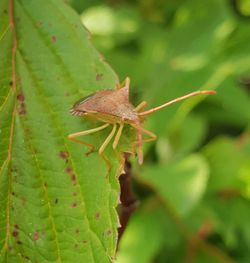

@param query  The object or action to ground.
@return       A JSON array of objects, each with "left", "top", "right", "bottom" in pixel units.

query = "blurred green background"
[{"left": 69, "top": 0, "right": 250, "bottom": 262}]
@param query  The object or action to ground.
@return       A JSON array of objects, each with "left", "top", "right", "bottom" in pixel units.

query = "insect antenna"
[{"left": 138, "top": 90, "right": 216, "bottom": 117}]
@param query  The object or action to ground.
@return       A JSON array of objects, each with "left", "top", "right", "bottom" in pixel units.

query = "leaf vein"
[{"left": 18, "top": 51, "right": 105, "bottom": 260}]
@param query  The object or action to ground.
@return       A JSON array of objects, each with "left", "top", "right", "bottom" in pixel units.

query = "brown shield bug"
[{"left": 68, "top": 77, "right": 215, "bottom": 166}]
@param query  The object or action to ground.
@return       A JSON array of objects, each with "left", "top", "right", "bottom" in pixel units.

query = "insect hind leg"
[{"left": 68, "top": 123, "right": 110, "bottom": 155}]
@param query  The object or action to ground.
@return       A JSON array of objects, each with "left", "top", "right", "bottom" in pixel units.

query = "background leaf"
[
  {"left": 116, "top": 198, "right": 180, "bottom": 263},
  {"left": 138, "top": 154, "right": 209, "bottom": 216},
  {"left": 74, "top": 0, "right": 250, "bottom": 262}
]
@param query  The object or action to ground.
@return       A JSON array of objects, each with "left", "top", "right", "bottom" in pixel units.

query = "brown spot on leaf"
[
  {"left": 65, "top": 167, "right": 73, "bottom": 174},
  {"left": 75, "top": 229, "right": 80, "bottom": 234},
  {"left": 106, "top": 229, "right": 112, "bottom": 236},
  {"left": 71, "top": 175, "right": 76, "bottom": 185},
  {"left": 44, "top": 182, "right": 48, "bottom": 188},
  {"left": 12, "top": 230, "right": 18, "bottom": 237},
  {"left": 51, "top": 36, "right": 57, "bottom": 43},
  {"left": 71, "top": 202, "right": 77, "bottom": 208},
  {"left": 95, "top": 212, "right": 100, "bottom": 220},
  {"left": 59, "top": 151, "right": 69, "bottom": 159},
  {"left": 72, "top": 192, "right": 77, "bottom": 196},
  {"left": 17, "top": 93, "right": 25, "bottom": 102},
  {"left": 17, "top": 240, "right": 22, "bottom": 245},
  {"left": 96, "top": 73, "right": 103, "bottom": 81},
  {"left": 19, "top": 108, "right": 27, "bottom": 116},
  {"left": 18, "top": 98, "right": 27, "bottom": 115},
  {"left": 55, "top": 198, "right": 58, "bottom": 204},
  {"left": 9, "top": 81, "right": 13, "bottom": 86},
  {"left": 33, "top": 231, "right": 40, "bottom": 241}
]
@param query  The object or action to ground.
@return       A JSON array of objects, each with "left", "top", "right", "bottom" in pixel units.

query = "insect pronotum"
[{"left": 68, "top": 77, "right": 216, "bottom": 166}]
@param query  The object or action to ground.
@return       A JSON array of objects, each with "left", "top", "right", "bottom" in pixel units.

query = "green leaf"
[
  {"left": 203, "top": 136, "right": 250, "bottom": 195},
  {"left": 138, "top": 154, "right": 209, "bottom": 216},
  {"left": 81, "top": 6, "right": 141, "bottom": 49},
  {"left": 116, "top": 198, "right": 179, "bottom": 263},
  {"left": 0, "top": 0, "right": 124, "bottom": 262},
  {"left": 155, "top": 114, "right": 207, "bottom": 162},
  {"left": 197, "top": 196, "right": 250, "bottom": 260}
]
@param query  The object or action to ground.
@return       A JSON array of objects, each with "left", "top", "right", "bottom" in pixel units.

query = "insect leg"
[
  {"left": 134, "top": 101, "right": 147, "bottom": 112},
  {"left": 130, "top": 124, "right": 157, "bottom": 143},
  {"left": 68, "top": 123, "right": 110, "bottom": 154},
  {"left": 98, "top": 124, "right": 117, "bottom": 171},
  {"left": 112, "top": 122, "right": 124, "bottom": 149},
  {"left": 130, "top": 122, "right": 143, "bottom": 165},
  {"left": 112, "top": 122, "right": 124, "bottom": 163},
  {"left": 129, "top": 124, "right": 157, "bottom": 164},
  {"left": 99, "top": 124, "right": 117, "bottom": 154},
  {"left": 140, "top": 127, "right": 157, "bottom": 143}
]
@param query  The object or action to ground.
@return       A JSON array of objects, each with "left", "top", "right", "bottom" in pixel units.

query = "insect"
[{"left": 68, "top": 77, "right": 216, "bottom": 166}]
